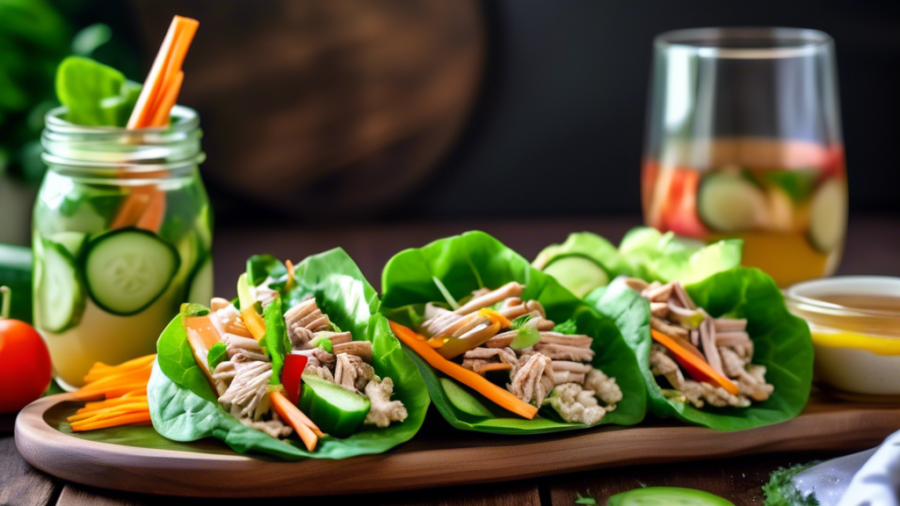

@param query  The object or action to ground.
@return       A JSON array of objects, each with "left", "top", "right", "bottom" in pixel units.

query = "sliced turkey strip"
[
  {"left": 484, "top": 330, "right": 517, "bottom": 348},
  {"left": 553, "top": 371, "right": 586, "bottom": 385},
  {"left": 650, "top": 302, "right": 669, "bottom": 318},
  {"left": 699, "top": 319, "right": 725, "bottom": 376},
  {"left": 314, "top": 331, "right": 353, "bottom": 345},
  {"left": 690, "top": 329, "right": 700, "bottom": 347},
  {"left": 539, "top": 332, "right": 593, "bottom": 348},
  {"left": 667, "top": 301, "right": 704, "bottom": 328},
  {"left": 671, "top": 282, "right": 696, "bottom": 310},
  {"left": 650, "top": 316, "right": 689, "bottom": 339},
  {"left": 533, "top": 342, "right": 595, "bottom": 362},
  {"left": 453, "top": 281, "right": 525, "bottom": 315},
  {"left": 642, "top": 283, "right": 673, "bottom": 303},
  {"left": 551, "top": 360, "right": 593, "bottom": 374},
  {"left": 333, "top": 340, "right": 373, "bottom": 362},
  {"left": 624, "top": 277, "right": 649, "bottom": 292},
  {"left": 714, "top": 318, "right": 748, "bottom": 332}
]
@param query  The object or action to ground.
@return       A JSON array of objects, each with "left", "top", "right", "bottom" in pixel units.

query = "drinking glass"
[{"left": 642, "top": 28, "right": 846, "bottom": 286}]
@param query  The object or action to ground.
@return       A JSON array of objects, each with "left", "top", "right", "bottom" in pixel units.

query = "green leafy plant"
[
  {"left": 380, "top": 231, "right": 647, "bottom": 434},
  {"left": 618, "top": 227, "right": 743, "bottom": 285},
  {"left": 762, "top": 462, "right": 821, "bottom": 506},
  {"left": 148, "top": 248, "right": 430, "bottom": 460},
  {"left": 586, "top": 268, "right": 813, "bottom": 430}
]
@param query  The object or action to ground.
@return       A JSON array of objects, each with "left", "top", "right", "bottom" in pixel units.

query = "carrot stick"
[
  {"left": 650, "top": 329, "right": 739, "bottom": 395},
  {"left": 135, "top": 186, "right": 168, "bottom": 232},
  {"left": 75, "top": 366, "right": 152, "bottom": 394},
  {"left": 147, "top": 71, "right": 184, "bottom": 128},
  {"left": 85, "top": 355, "right": 155, "bottom": 378},
  {"left": 102, "top": 383, "right": 148, "bottom": 400},
  {"left": 270, "top": 391, "right": 318, "bottom": 451},
  {"left": 127, "top": 16, "right": 197, "bottom": 129},
  {"left": 389, "top": 321, "right": 538, "bottom": 419},
  {"left": 109, "top": 190, "right": 151, "bottom": 229},
  {"left": 71, "top": 412, "right": 152, "bottom": 432},
  {"left": 78, "top": 397, "right": 148, "bottom": 413},
  {"left": 68, "top": 402, "right": 149, "bottom": 422}
]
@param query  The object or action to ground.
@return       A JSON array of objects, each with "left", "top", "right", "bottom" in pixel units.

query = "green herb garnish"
[
  {"left": 207, "top": 342, "right": 227, "bottom": 372},
  {"left": 553, "top": 319, "right": 578, "bottom": 335}
]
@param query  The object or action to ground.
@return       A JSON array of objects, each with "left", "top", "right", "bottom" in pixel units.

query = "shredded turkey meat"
[
  {"left": 631, "top": 278, "right": 773, "bottom": 408},
  {"left": 364, "top": 377, "right": 408, "bottom": 427},
  {"left": 461, "top": 347, "right": 518, "bottom": 374},
  {"left": 508, "top": 353, "right": 555, "bottom": 407},
  {"left": 549, "top": 383, "right": 609, "bottom": 425},
  {"left": 334, "top": 353, "right": 376, "bottom": 392}
]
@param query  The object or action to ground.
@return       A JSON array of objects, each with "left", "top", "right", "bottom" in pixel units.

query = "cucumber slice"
[
  {"left": 764, "top": 170, "right": 818, "bottom": 203},
  {"left": 83, "top": 228, "right": 180, "bottom": 316},
  {"left": 51, "top": 231, "right": 88, "bottom": 258},
  {"left": 37, "top": 241, "right": 85, "bottom": 332},
  {"left": 808, "top": 179, "right": 847, "bottom": 253},
  {"left": 440, "top": 377, "right": 494, "bottom": 418},
  {"left": 186, "top": 255, "right": 214, "bottom": 305},
  {"left": 299, "top": 373, "right": 371, "bottom": 438},
  {"left": 543, "top": 255, "right": 610, "bottom": 298},
  {"left": 608, "top": 487, "right": 734, "bottom": 505},
  {"left": 698, "top": 172, "right": 770, "bottom": 233}
]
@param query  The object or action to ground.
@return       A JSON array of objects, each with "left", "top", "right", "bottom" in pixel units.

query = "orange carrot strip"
[
  {"left": 147, "top": 70, "right": 184, "bottom": 128},
  {"left": 121, "top": 389, "right": 147, "bottom": 399},
  {"left": 71, "top": 412, "right": 152, "bottom": 432},
  {"left": 82, "top": 363, "right": 152, "bottom": 386},
  {"left": 102, "top": 383, "right": 148, "bottom": 400},
  {"left": 185, "top": 315, "right": 221, "bottom": 349},
  {"left": 241, "top": 308, "right": 267, "bottom": 341},
  {"left": 650, "top": 329, "right": 739, "bottom": 395},
  {"left": 285, "top": 260, "right": 296, "bottom": 291},
  {"left": 84, "top": 356, "right": 155, "bottom": 382},
  {"left": 77, "top": 397, "right": 148, "bottom": 414},
  {"left": 109, "top": 190, "right": 151, "bottom": 229},
  {"left": 75, "top": 367, "right": 151, "bottom": 395},
  {"left": 68, "top": 403, "right": 149, "bottom": 422},
  {"left": 390, "top": 321, "right": 538, "bottom": 419},
  {"left": 135, "top": 186, "right": 168, "bottom": 232},
  {"left": 127, "top": 16, "right": 196, "bottom": 129},
  {"left": 270, "top": 391, "right": 318, "bottom": 451}
]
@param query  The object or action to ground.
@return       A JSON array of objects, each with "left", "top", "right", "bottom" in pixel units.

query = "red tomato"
[{"left": 0, "top": 319, "right": 52, "bottom": 413}]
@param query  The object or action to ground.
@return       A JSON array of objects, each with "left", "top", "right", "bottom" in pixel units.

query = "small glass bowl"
[{"left": 785, "top": 276, "right": 900, "bottom": 402}]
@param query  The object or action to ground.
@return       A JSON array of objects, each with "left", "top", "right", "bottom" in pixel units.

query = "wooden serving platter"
[{"left": 15, "top": 392, "right": 900, "bottom": 498}]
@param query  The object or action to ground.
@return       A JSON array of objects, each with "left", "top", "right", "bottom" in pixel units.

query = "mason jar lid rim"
[{"left": 44, "top": 105, "right": 200, "bottom": 134}]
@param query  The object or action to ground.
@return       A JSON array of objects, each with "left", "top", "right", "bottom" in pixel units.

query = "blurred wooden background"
[{"left": 129, "top": 0, "right": 486, "bottom": 219}]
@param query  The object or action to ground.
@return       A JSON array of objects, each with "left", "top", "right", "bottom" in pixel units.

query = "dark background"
[{"left": 14, "top": 1, "right": 900, "bottom": 226}]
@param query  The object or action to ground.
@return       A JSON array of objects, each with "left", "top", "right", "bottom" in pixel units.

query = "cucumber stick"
[
  {"left": 37, "top": 241, "right": 85, "bottom": 332},
  {"left": 84, "top": 228, "right": 180, "bottom": 316},
  {"left": 299, "top": 373, "right": 370, "bottom": 438},
  {"left": 186, "top": 255, "right": 213, "bottom": 305}
]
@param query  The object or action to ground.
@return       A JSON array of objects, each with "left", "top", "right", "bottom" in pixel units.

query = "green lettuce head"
[
  {"left": 148, "top": 248, "right": 429, "bottom": 460},
  {"left": 380, "top": 231, "right": 646, "bottom": 434},
  {"left": 585, "top": 268, "right": 812, "bottom": 431},
  {"left": 532, "top": 232, "right": 635, "bottom": 297}
]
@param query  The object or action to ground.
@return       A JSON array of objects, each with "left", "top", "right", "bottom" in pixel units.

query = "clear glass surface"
[
  {"left": 33, "top": 106, "right": 213, "bottom": 389},
  {"left": 642, "top": 28, "right": 847, "bottom": 286}
]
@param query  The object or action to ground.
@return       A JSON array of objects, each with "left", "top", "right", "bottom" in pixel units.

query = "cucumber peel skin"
[
  {"left": 37, "top": 240, "right": 86, "bottom": 333},
  {"left": 439, "top": 377, "right": 494, "bottom": 418},
  {"left": 608, "top": 487, "right": 735, "bottom": 506},
  {"left": 299, "top": 373, "right": 371, "bottom": 438},
  {"left": 83, "top": 228, "right": 181, "bottom": 316}
]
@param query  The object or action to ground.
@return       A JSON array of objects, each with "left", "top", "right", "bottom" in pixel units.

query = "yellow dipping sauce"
[{"left": 785, "top": 277, "right": 900, "bottom": 398}]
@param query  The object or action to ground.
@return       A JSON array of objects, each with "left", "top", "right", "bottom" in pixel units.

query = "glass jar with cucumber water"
[{"left": 34, "top": 106, "right": 213, "bottom": 389}]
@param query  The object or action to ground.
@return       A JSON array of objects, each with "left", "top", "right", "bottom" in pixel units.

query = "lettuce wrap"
[
  {"left": 533, "top": 228, "right": 743, "bottom": 297},
  {"left": 585, "top": 268, "right": 812, "bottom": 430},
  {"left": 380, "top": 231, "right": 646, "bottom": 434},
  {"left": 148, "top": 248, "right": 429, "bottom": 459}
]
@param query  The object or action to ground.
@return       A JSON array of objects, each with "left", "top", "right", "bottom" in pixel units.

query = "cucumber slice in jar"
[
  {"left": 37, "top": 241, "right": 85, "bottom": 333},
  {"left": 808, "top": 179, "right": 847, "bottom": 253},
  {"left": 83, "top": 228, "right": 180, "bottom": 316},
  {"left": 698, "top": 172, "right": 770, "bottom": 233},
  {"left": 51, "top": 231, "right": 88, "bottom": 258},
  {"left": 186, "top": 255, "right": 213, "bottom": 304}
]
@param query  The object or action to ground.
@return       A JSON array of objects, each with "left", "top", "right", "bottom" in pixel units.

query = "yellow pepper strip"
[
  {"left": 241, "top": 308, "right": 267, "bottom": 341},
  {"left": 285, "top": 260, "right": 296, "bottom": 291}
]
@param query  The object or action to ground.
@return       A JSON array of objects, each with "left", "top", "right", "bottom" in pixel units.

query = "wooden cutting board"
[{"left": 15, "top": 392, "right": 900, "bottom": 498}]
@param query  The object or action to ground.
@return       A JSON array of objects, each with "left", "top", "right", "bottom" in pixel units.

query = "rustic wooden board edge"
[{"left": 15, "top": 394, "right": 900, "bottom": 498}]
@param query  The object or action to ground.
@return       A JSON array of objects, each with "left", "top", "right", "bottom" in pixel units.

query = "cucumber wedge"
[
  {"left": 51, "top": 231, "right": 88, "bottom": 258},
  {"left": 698, "top": 172, "right": 770, "bottom": 233},
  {"left": 84, "top": 228, "right": 180, "bottom": 316},
  {"left": 543, "top": 255, "right": 610, "bottom": 298},
  {"left": 186, "top": 255, "right": 213, "bottom": 304},
  {"left": 808, "top": 179, "right": 847, "bottom": 253},
  {"left": 37, "top": 240, "right": 85, "bottom": 332}
]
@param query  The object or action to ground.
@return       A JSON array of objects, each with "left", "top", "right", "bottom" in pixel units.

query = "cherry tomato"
[{"left": 0, "top": 318, "right": 52, "bottom": 413}]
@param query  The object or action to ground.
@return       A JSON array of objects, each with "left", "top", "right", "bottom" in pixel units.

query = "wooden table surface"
[{"left": 2, "top": 215, "right": 898, "bottom": 506}]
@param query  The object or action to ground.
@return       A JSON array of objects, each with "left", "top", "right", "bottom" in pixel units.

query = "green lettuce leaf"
[
  {"left": 149, "top": 248, "right": 429, "bottom": 460},
  {"left": 618, "top": 227, "right": 743, "bottom": 284},
  {"left": 586, "top": 268, "right": 812, "bottom": 431},
  {"left": 55, "top": 56, "right": 140, "bottom": 127},
  {"left": 380, "top": 231, "right": 646, "bottom": 434},
  {"left": 261, "top": 296, "right": 290, "bottom": 385}
]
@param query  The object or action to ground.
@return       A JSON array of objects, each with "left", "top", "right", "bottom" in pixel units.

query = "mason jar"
[{"left": 34, "top": 106, "right": 213, "bottom": 389}]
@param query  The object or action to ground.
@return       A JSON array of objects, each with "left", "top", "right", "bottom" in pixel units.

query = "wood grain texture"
[
  {"left": 0, "top": 436, "right": 60, "bottom": 506},
  {"left": 127, "top": 0, "right": 486, "bottom": 218},
  {"left": 15, "top": 392, "right": 900, "bottom": 498}
]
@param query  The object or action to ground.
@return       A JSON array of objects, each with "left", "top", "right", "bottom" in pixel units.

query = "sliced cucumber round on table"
[
  {"left": 37, "top": 240, "right": 85, "bottom": 333},
  {"left": 608, "top": 487, "right": 734, "bottom": 506},
  {"left": 83, "top": 228, "right": 180, "bottom": 316},
  {"left": 186, "top": 255, "right": 214, "bottom": 304},
  {"left": 808, "top": 179, "right": 847, "bottom": 253},
  {"left": 51, "top": 231, "right": 88, "bottom": 258},
  {"left": 698, "top": 172, "right": 770, "bottom": 233}
]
